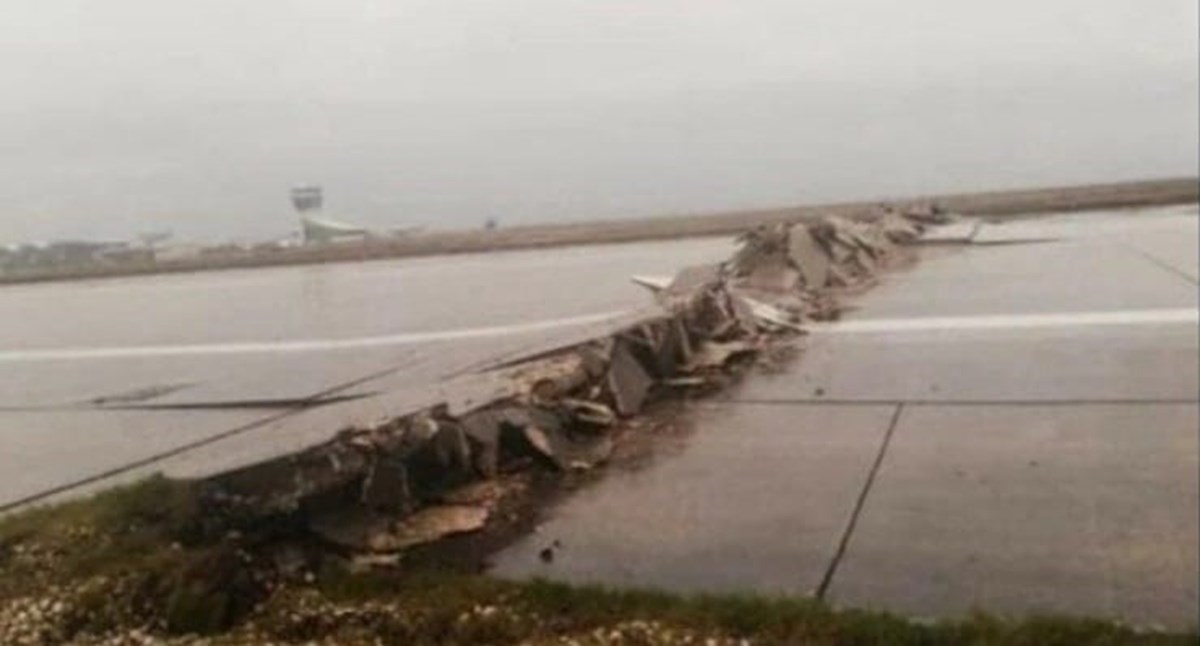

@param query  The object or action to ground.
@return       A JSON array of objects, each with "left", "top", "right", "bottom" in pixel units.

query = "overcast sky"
[{"left": 2, "top": 0, "right": 1197, "bottom": 244}]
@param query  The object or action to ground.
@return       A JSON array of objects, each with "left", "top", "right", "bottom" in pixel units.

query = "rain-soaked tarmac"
[
  {"left": 0, "top": 236, "right": 735, "bottom": 508},
  {"left": 490, "top": 204, "right": 1199, "bottom": 629},
  {"left": 1, "top": 204, "right": 1197, "bottom": 628}
]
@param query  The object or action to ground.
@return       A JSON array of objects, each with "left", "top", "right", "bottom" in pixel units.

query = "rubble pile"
[{"left": 196, "top": 208, "right": 938, "bottom": 560}]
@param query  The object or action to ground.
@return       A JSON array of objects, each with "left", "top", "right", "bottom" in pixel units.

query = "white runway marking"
[
  {"left": 0, "top": 311, "right": 627, "bottom": 362},
  {"left": 810, "top": 308, "right": 1199, "bottom": 334}
]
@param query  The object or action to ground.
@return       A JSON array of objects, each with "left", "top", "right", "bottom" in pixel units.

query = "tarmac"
[
  {"left": 490, "top": 204, "right": 1200, "bottom": 629},
  {"left": 1, "top": 204, "right": 1196, "bottom": 628},
  {"left": 0, "top": 236, "right": 733, "bottom": 509}
]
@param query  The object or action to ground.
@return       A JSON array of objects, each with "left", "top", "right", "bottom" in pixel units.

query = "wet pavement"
[
  {"left": 491, "top": 205, "right": 1199, "bottom": 629},
  {"left": 3, "top": 204, "right": 1197, "bottom": 627},
  {"left": 0, "top": 237, "right": 731, "bottom": 509},
  {"left": 0, "top": 237, "right": 735, "bottom": 352}
]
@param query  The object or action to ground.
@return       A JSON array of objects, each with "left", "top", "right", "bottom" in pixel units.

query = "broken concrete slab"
[
  {"left": 521, "top": 425, "right": 557, "bottom": 463},
  {"left": 360, "top": 456, "right": 413, "bottom": 514},
  {"left": 376, "top": 504, "right": 490, "bottom": 552},
  {"left": 822, "top": 216, "right": 864, "bottom": 249},
  {"left": 310, "top": 504, "right": 490, "bottom": 553},
  {"left": 787, "top": 224, "right": 831, "bottom": 289},
  {"left": 825, "top": 238, "right": 859, "bottom": 266},
  {"left": 606, "top": 339, "right": 655, "bottom": 416},
  {"left": 855, "top": 226, "right": 896, "bottom": 258},
  {"left": 739, "top": 296, "right": 805, "bottom": 333},
  {"left": 629, "top": 274, "right": 672, "bottom": 294},
  {"left": 879, "top": 213, "right": 924, "bottom": 243},
  {"left": 401, "top": 420, "right": 477, "bottom": 496},
  {"left": 727, "top": 293, "right": 761, "bottom": 336},
  {"left": 177, "top": 210, "right": 925, "bottom": 565},
  {"left": 438, "top": 477, "right": 525, "bottom": 508},
  {"left": 201, "top": 439, "right": 372, "bottom": 516},
  {"left": 661, "top": 376, "right": 709, "bottom": 388},
  {"left": 734, "top": 257, "right": 802, "bottom": 294},
  {"left": 559, "top": 398, "right": 617, "bottom": 429},
  {"left": 627, "top": 316, "right": 690, "bottom": 380},
  {"left": 665, "top": 263, "right": 723, "bottom": 298},
  {"left": 917, "top": 219, "right": 982, "bottom": 244},
  {"left": 517, "top": 407, "right": 615, "bottom": 471},
  {"left": 460, "top": 410, "right": 505, "bottom": 478},
  {"left": 730, "top": 225, "right": 790, "bottom": 277},
  {"left": 516, "top": 352, "right": 592, "bottom": 403},
  {"left": 827, "top": 263, "right": 855, "bottom": 288},
  {"left": 154, "top": 372, "right": 522, "bottom": 485},
  {"left": 522, "top": 425, "right": 614, "bottom": 472},
  {"left": 902, "top": 202, "right": 954, "bottom": 225},
  {"left": 684, "top": 340, "right": 759, "bottom": 372}
]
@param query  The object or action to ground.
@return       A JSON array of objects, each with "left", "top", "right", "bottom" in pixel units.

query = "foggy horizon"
[{"left": 3, "top": 0, "right": 1197, "bottom": 245}]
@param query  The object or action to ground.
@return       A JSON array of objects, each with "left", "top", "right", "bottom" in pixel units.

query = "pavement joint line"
[
  {"left": 1121, "top": 243, "right": 1199, "bottom": 287},
  {"left": 710, "top": 398, "right": 1200, "bottom": 407},
  {"left": 815, "top": 403, "right": 904, "bottom": 601},
  {"left": 0, "top": 408, "right": 299, "bottom": 515},
  {"left": 0, "top": 358, "right": 421, "bottom": 514}
]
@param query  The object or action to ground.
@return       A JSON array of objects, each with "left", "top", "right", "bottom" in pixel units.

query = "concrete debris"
[
  {"left": 661, "top": 376, "right": 709, "bottom": 388},
  {"left": 787, "top": 224, "right": 831, "bottom": 288},
  {"left": 730, "top": 225, "right": 790, "bottom": 277},
  {"left": 739, "top": 296, "right": 805, "bottom": 332},
  {"left": 685, "top": 340, "right": 759, "bottom": 372},
  {"left": 406, "top": 422, "right": 474, "bottom": 493},
  {"left": 737, "top": 257, "right": 801, "bottom": 294},
  {"left": 195, "top": 204, "right": 926, "bottom": 559},
  {"left": 518, "top": 407, "right": 614, "bottom": 471},
  {"left": 879, "top": 212, "right": 924, "bottom": 243},
  {"left": 629, "top": 274, "right": 672, "bottom": 293},
  {"left": 524, "top": 424, "right": 613, "bottom": 472},
  {"left": 349, "top": 552, "right": 402, "bottom": 572},
  {"left": 310, "top": 504, "right": 490, "bottom": 553},
  {"left": 902, "top": 201, "right": 955, "bottom": 225},
  {"left": 606, "top": 338, "right": 654, "bottom": 416},
  {"left": 360, "top": 456, "right": 412, "bottom": 514},
  {"left": 437, "top": 477, "right": 522, "bottom": 508},
  {"left": 370, "top": 505, "right": 491, "bottom": 552},
  {"left": 664, "top": 263, "right": 723, "bottom": 298},
  {"left": 459, "top": 409, "right": 504, "bottom": 478},
  {"left": 200, "top": 440, "right": 372, "bottom": 516},
  {"left": 727, "top": 293, "right": 761, "bottom": 335},
  {"left": 521, "top": 425, "right": 555, "bottom": 463},
  {"left": 559, "top": 398, "right": 618, "bottom": 428},
  {"left": 403, "top": 413, "right": 439, "bottom": 451},
  {"left": 517, "top": 352, "right": 592, "bottom": 403},
  {"left": 917, "top": 219, "right": 983, "bottom": 244},
  {"left": 575, "top": 342, "right": 613, "bottom": 380},
  {"left": 648, "top": 316, "right": 688, "bottom": 378}
]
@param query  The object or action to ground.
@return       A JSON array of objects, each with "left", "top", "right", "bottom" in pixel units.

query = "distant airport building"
[
  {"left": 300, "top": 215, "right": 371, "bottom": 245},
  {"left": 289, "top": 183, "right": 423, "bottom": 245}
]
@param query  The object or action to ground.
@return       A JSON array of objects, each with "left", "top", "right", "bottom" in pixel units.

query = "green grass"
[
  {"left": 1, "top": 478, "right": 1195, "bottom": 645},
  {"left": 311, "top": 571, "right": 1193, "bottom": 646},
  {"left": 0, "top": 476, "right": 200, "bottom": 593}
]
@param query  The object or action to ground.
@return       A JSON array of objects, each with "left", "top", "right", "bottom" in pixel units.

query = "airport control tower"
[
  {"left": 290, "top": 185, "right": 371, "bottom": 244},
  {"left": 290, "top": 184, "right": 323, "bottom": 214}
]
